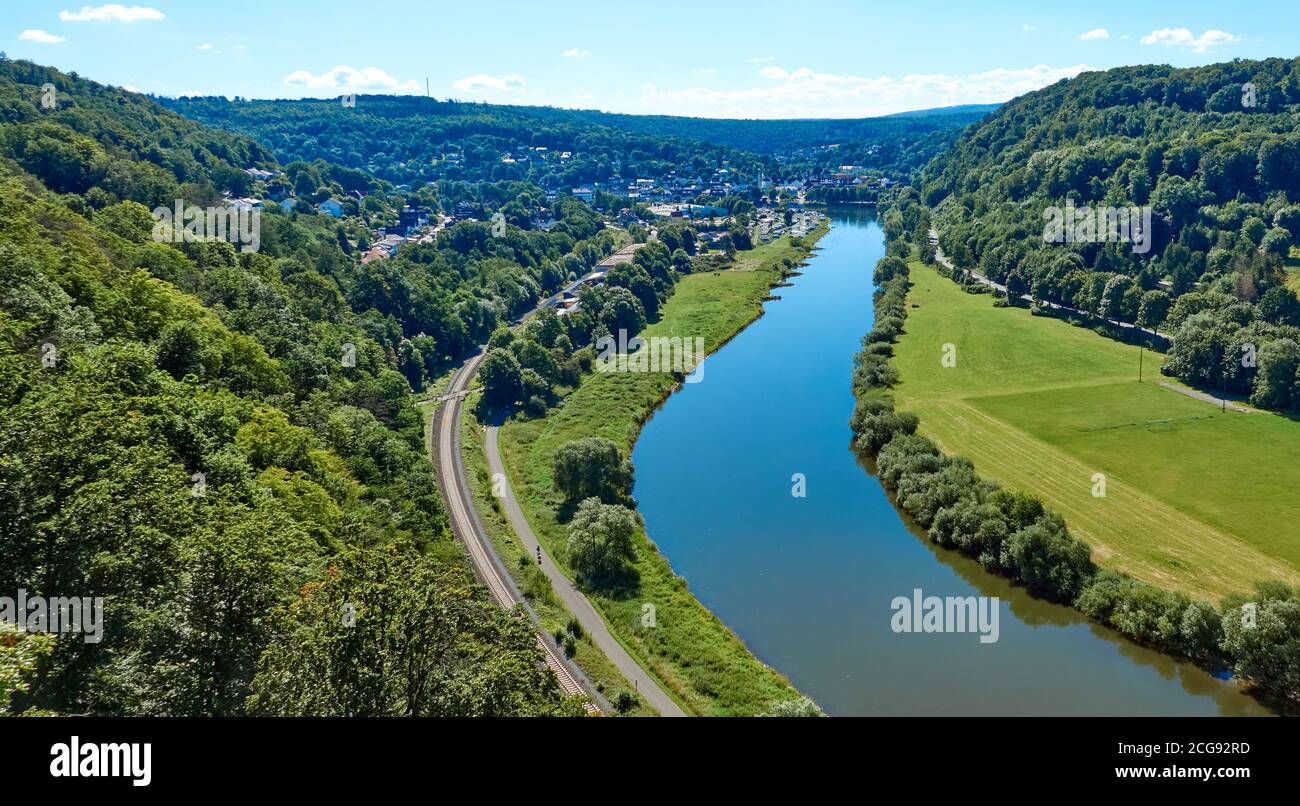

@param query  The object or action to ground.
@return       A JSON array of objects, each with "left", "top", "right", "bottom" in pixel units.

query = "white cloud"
[
  {"left": 60, "top": 5, "right": 165, "bottom": 22},
  {"left": 747, "top": 56, "right": 774, "bottom": 64},
  {"left": 1140, "top": 28, "right": 1237, "bottom": 53},
  {"left": 196, "top": 43, "right": 212, "bottom": 51},
  {"left": 19, "top": 29, "right": 65, "bottom": 43},
  {"left": 692, "top": 67, "right": 718, "bottom": 75},
  {"left": 640, "top": 63, "right": 1094, "bottom": 119},
  {"left": 284, "top": 65, "right": 421, "bottom": 94},
  {"left": 1078, "top": 28, "right": 1110, "bottom": 41},
  {"left": 1022, "top": 24, "right": 1037, "bottom": 32},
  {"left": 452, "top": 73, "right": 526, "bottom": 94},
  {"left": 562, "top": 48, "right": 590, "bottom": 58}
]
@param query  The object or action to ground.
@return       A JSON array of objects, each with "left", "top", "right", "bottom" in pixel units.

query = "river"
[{"left": 631, "top": 206, "right": 1267, "bottom": 716}]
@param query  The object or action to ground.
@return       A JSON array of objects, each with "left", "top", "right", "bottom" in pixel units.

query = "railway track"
[{"left": 428, "top": 351, "right": 598, "bottom": 713}]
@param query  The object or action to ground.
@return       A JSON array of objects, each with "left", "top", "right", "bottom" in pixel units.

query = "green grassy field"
[
  {"left": 893, "top": 260, "right": 1300, "bottom": 600},
  {"left": 494, "top": 231, "right": 825, "bottom": 715},
  {"left": 1285, "top": 262, "right": 1300, "bottom": 295}
]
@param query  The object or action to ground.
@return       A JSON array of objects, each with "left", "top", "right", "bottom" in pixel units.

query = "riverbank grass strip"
[{"left": 498, "top": 230, "right": 825, "bottom": 716}]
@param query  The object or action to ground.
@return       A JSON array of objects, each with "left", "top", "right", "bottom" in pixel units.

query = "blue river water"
[{"left": 631, "top": 206, "right": 1266, "bottom": 715}]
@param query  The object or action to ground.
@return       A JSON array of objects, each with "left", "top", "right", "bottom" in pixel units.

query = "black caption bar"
[{"left": 3, "top": 716, "right": 1287, "bottom": 794}]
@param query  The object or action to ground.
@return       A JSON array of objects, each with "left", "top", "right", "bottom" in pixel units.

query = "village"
[{"left": 222, "top": 152, "right": 837, "bottom": 276}]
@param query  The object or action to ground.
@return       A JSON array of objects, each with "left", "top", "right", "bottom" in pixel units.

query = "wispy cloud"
[
  {"left": 641, "top": 63, "right": 1093, "bottom": 119},
  {"left": 1078, "top": 28, "right": 1110, "bottom": 41},
  {"left": 1140, "top": 28, "right": 1237, "bottom": 52},
  {"left": 284, "top": 65, "right": 421, "bottom": 94},
  {"left": 747, "top": 56, "right": 774, "bottom": 64},
  {"left": 59, "top": 5, "right": 165, "bottom": 22},
  {"left": 196, "top": 43, "right": 212, "bottom": 51},
  {"left": 452, "top": 73, "right": 526, "bottom": 94},
  {"left": 562, "top": 48, "right": 590, "bottom": 59},
  {"left": 1022, "top": 24, "right": 1037, "bottom": 32},
  {"left": 20, "top": 29, "right": 65, "bottom": 43}
]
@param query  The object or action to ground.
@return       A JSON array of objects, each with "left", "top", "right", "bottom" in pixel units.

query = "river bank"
[
  {"left": 489, "top": 226, "right": 828, "bottom": 715},
  {"left": 632, "top": 206, "right": 1268, "bottom": 715}
]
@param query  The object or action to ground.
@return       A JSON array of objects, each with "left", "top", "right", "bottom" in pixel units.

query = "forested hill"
[
  {"left": 514, "top": 103, "right": 996, "bottom": 155},
  {"left": 0, "top": 57, "right": 582, "bottom": 716},
  {"left": 0, "top": 57, "right": 277, "bottom": 201},
  {"left": 165, "top": 95, "right": 990, "bottom": 186},
  {"left": 166, "top": 94, "right": 773, "bottom": 187},
  {"left": 915, "top": 57, "right": 1300, "bottom": 414}
]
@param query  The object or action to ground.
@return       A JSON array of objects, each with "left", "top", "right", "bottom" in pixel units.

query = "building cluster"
[
  {"left": 568, "top": 166, "right": 760, "bottom": 206},
  {"left": 543, "top": 242, "right": 646, "bottom": 317},
  {"left": 361, "top": 205, "right": 444, "bottom": 264},
  {"left": 752, "top": 208, "right": 826, "bottom": 243},
  {"left": 229, "top": 167, "right": 349, "bottom": 217}
]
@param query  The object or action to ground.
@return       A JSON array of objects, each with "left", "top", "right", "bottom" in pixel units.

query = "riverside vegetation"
[
  {"left": 850, "top": 194, "right": 1300, "bottom": 713},
  {"left": 487, "top": 230, "right": 828, "bottom": 715}
]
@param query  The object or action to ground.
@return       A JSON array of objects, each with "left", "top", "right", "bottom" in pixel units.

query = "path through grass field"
[{"left": 894, "top": 261, "right": 1300, "bottom": 600}]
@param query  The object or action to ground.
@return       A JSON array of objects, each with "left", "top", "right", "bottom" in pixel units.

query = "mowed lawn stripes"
[
  {"left": 911, "top": 398, "right": 1298, "bottom": 599},
  {"left": 894, "top": 261, "right": 1300, "bottom": 600}
]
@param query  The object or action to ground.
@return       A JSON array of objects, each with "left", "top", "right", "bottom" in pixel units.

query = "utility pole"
[{"left": 1221, "top": 362, "right": 1227, "bottom": 413}]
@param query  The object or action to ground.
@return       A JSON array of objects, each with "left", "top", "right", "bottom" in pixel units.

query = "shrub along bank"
[{"left": 850, "top": 230, "right": 1300, "bottom": 713}]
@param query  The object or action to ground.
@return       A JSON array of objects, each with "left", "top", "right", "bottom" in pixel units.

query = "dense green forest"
[
  {"left": 918, "top": 57, "right": 1300, "bottom": 412},
  {"left": 0, "top": 58, "right": 584, "bottom": 716},
  {"left": 517, "top": 103, "right": 995, "bottom": 173},
  {"left": 165, "top": 95, "right": 774, "bottom": 187},
  {"left": 164, "top": 96, "right": 989, "bottom": 187},
  {"left": 515, "top": 102, "right": 995, "bottom": 153}
]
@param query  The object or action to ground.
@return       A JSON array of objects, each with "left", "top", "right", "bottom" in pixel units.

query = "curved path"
[
  {"left": 483, "top": 426, "right": 686, "bottom": 716},
  {"left": 428, "top": 351, "right": 599, "bottom": 713},
  {"left": 429, "top": 339, "right": 686, "bottom": 716}
]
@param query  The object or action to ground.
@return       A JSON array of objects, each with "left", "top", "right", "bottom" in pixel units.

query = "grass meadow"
[{"left": 893, "top": 260, "right": 1300, "bottom": 600}]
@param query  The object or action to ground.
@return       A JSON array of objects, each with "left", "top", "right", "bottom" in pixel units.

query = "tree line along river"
[{"left": 631, "top": 206, "right": 1267, "bottom": 716}]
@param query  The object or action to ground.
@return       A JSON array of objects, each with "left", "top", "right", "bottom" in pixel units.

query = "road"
[
  {"left": 428, "top": 351, "right": 600, "bottom": 714},
  {"left": 929, "top": 229, "right": 1168, "bottom": 341},
  {"left": 483, "top": 426, "right": 686, "bottom": 717},
  {"left": 1157, "top": 380, "right": 1257, "bottom": 413},
  {"left": 927, "top": 231, "right": 1264, "bottom": 416}
]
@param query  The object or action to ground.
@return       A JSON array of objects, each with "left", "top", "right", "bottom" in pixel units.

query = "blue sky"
[{"left": 4, "top": 1, "right": 1298, "bottom": 118}]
